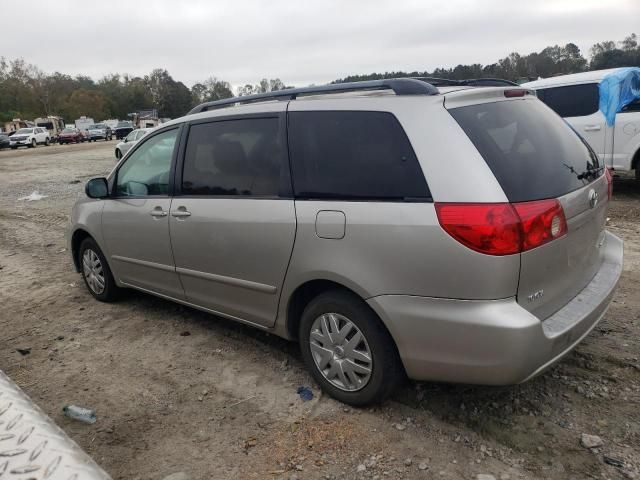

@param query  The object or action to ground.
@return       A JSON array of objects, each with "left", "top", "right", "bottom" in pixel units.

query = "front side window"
[
  {"left": 288, "top": 111, "right": 430, "bottom": 200},
  {"left": 181, "top": 118, "right": 288, "bottom": 197},
  {"left": 536, "top": 83, "right": 599, "bottom": 117},
  {"left": 115, "top": 128, "right": 178, "bottom": 196}
]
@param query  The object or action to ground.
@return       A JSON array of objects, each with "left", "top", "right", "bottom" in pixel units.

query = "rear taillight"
[
  {"left": 513, "top": 200, "right": 567, "bottom": 251},
  {"left": 604, "top": 167, "right": 613, "bottom": 200},
  {"left": 435, "top": 199, "right": 567, "bottom": 256}
]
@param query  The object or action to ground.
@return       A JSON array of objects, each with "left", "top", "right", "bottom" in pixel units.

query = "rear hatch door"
[{"left": 448, "top": 94, "right": 609, "bottom": 320}]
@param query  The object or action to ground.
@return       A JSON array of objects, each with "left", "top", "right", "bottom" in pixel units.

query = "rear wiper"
[
  {"left": 576, "top": 165, "right": 604, "bottom": 180},
  {"left": 563, "top": 163, "right": 603, "bottom": 181}
]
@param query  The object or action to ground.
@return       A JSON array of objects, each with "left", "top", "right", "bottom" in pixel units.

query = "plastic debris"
[
  {"left": 63, "top": 405, "right": 97, "bottom": 424},
  {"left": 297, "top": 386, "right": 314, "bottom": 402},
  {"left": 599, "top": 67, "right": 640, "bottom": 126},
  {"left": 18, "top": 191, "right": 48, "bottom": 201}
]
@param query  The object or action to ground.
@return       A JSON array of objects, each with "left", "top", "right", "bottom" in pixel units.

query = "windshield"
[
  {"left": 16, "top": 128, "right": 33, "bottom": 134},
  {"left": 449, "top": 99, "right": 601, "bottom": 202},
  {"left": 117, "top": 122, "right": 132, "bottom": 128},
  {"left": 62, "top": 128, "right": 75, "bottom": 133},
  {"left": 89, "top": 124, "right": 105, "bottom": 129}
]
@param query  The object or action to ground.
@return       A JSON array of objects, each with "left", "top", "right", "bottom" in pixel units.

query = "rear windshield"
[{"left": 449, "top": 99, "right": 601, "bottom": 202}]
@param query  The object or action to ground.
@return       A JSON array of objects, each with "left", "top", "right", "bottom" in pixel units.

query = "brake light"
[
  {"left": 435, "top": 199, "right": 568, "bottom": 256},
  {"left": 604, "top": 167, "right": 613, "bottom": 200},
  {"left": 504, "top": 89, "right": 528, "bottom": 98},
  {"left": 513, "top": 200, "right": 567, "bottom": 251}
]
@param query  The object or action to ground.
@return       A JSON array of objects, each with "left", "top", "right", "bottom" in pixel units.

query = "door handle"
[
  {"left": 171, "top": 208, "right": 191, "bottom": 218},
  {"left": 584, "top": 125, "right": 601, "bottom": 132},
  {"left": 150, "top": 207, "right": 168, "bottom": 218}
]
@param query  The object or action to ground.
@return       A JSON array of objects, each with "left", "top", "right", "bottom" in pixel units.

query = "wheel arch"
[
  {"left": 284, "top": 279, "right": 402, "bottom": 362},
  {"left": 70, "top": 228, "right": 94, "bottom": 272}
]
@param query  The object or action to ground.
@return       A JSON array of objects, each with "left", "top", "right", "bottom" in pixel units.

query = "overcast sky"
[{"left": 4, "top": 0, "right": 638, "bottom": 88}]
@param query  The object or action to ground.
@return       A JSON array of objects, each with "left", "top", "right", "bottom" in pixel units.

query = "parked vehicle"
[
  {"left": 58, "top": 128, "right": 85, "bottom": 144},
  {"left": 74, "top": 116, "right": 94, "bottom": 132},
  {"left": 2, "top": 119, "right": 33, "bottom": 134},
  {"left": 523, "top": 67, "right": 640, "bottom": 181},
  {"left": 0, "top": 133, "right": 10, "bottom": 149},
  {"left": 114, "top": 121, "right": 134, "bottom": 140},
  {"left": 9, "top": 127, "right": 50, "bottom": 149},
  {"left": 86, "top": 123, "right": 112, "bottom": 142},
  {"left": 69, "top": 79, "right": 623, "bottom": 405},
  {"left": 34, "top": 116, "right": 65, "bottom": 142},
  {"left": 114, "top": 128, "right": 152, "bottom": 159}
]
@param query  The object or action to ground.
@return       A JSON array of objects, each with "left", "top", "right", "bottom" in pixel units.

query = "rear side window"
[
  {"left": 182, "top": 118, "right": 289, "bottom": 197},
  {"left": 288, "top": 111, "right": 430, "bottom": 200},
  {"left": 536, "top": 83, "right": 599, "bottom": 117},
  {"left": 449, "top": 99, "right": 601, "bottom": 202}
]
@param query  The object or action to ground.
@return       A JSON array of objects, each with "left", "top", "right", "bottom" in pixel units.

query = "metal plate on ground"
[{"left": 0, "top": 370, "right": 111, "bottom": 479}]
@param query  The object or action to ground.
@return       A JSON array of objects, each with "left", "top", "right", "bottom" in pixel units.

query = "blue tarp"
[{"left": 599, "top": 67, "right": 640, "bottom": 126}]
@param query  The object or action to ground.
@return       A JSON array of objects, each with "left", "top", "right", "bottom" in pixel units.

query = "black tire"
[
  {"left": 78, "top": 237, "right": 120, "bottom": 302},
  {"left": 11, "top": 146, "right": 17, "bottom": 150},
  {"left": 115, "top": 149, "right": 122, "bottom": 160},
  {"left": 299, "top": 289, "right": 404, "bottom": 406},
  {"left": 45, "top": 138, "right": 50, "bottom": 146},
  {"left": 30, "top": 139, "right": 36, "bottom": 148},
  {"left": 636, "top": 166, "right": 639, "bottom": 183}
]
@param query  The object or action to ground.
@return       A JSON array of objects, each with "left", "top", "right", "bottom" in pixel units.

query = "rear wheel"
[
  {"left": 636, "top": 166, "right": 639, "bottom": 183},
  {"left": 30, "top": 139, "right": 36, "bottom": 148},
  {"left": 299, "top": 290, "right": 404, "bottom": 406},
  {"left": 45, "top": 138, "right": 50, "bottom": 146},
  {"left": 79, "top": 238, "right": 120, "bottom": 302}
]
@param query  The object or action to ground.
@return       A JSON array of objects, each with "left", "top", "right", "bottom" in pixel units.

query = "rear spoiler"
[{"left": 443, "top": 87, "right": 535, "bottom": 109}]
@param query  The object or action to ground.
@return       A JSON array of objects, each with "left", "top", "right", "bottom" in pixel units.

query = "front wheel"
[
  {"left": 79, "top": 238, "right": 120, "bottom": 302},
  {"left": 115, "top": 149, "right": 122, "bottom": 160},
  {"left": 636, "top": 166, "right": 639, "bottom": 183},
  {"left": 45, "top": 138, "right": 50, "bottom": 146},
  {"left": 30, "top": 139, "right": 36, "bottom": 148},
  {"left": 299, "top": 290, "right": 404, "bottom": 406}
]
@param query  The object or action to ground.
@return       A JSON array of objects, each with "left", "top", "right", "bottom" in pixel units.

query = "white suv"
[
  {"left": 523, "top": 68, "right": 640, "bottom": 181},
  {"left": 9, "top": 127, "right": 51, "bottom": 149}
]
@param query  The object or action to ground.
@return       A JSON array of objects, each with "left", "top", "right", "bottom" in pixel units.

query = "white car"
[
  {"left": 523, "top": 68, "right": 640, "bottom": 180},
  {"left": 114, "top": 128, "right": 153, "bottom": 159},
  {"left": 9, "top": 127, "right": 51, "bottom": 149}
]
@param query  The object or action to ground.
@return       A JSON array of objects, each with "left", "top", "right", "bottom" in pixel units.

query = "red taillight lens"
[
  {"left": 435, "top": 199, "right": 568, "bottom": 256},
  {"left": 604, "top": 167, "right": 613, "bottom": 200},
  {"left": 513, "top": 199, "right": 567, "bottom": 251},
  {"left": 504, "top": 89, "right": 528, "bottom": 98},
  {"left": 435, "top": 203, "right": 522, "bottom": 255}
]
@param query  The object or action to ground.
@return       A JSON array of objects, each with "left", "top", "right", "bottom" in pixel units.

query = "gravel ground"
[{"left": 0, "top": 142, "right": 638, "bottom": 480}]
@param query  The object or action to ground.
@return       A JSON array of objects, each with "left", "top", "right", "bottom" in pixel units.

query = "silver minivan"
[{"left": 69, "top": 79, "right": 623, "bottom": 405}]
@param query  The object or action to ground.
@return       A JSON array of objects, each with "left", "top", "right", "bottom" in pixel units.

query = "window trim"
[
  {"left": 286, "top": 109, "right": 433, "bottom": 203},
  {"left": 110, "top": 124, "right": 183, "bottom": 199},
  {"left": 174, "top": 112, "right": 294, "bottom": 200}
]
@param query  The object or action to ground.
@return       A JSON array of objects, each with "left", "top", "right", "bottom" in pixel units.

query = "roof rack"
[
  {"left": 187, "top": 78, "right": 439, "bottom": 114},
  {"left": 412, "top": 77, "right": 518, "bottom": 87}
]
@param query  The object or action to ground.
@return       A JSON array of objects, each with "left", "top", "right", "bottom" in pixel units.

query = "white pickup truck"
[
  {"left": 9, "top": 127, "right": 51, "bottom": 149},
  {"left": 523, "top": 68, "right": 640, "bottom": 181}
]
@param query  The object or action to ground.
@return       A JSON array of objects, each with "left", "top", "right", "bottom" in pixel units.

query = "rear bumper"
[{"left": 367, "top": 231, "right": 623, "bottom": 385}]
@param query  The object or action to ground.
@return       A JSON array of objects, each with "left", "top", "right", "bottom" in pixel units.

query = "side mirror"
[{"left": 85, "top": 177, "right": 109, "bottom": 199}]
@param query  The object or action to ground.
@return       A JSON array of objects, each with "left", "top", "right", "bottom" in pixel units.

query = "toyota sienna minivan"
[{"left": 69, "top": 78, "right": 623, "bottom": 405}]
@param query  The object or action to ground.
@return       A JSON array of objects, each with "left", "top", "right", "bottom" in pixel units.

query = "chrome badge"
[
  {"left": 527, "top": 289, "right": 544, "bottom": 302},
  {"left": 588, "top": 189, "right": 599, "bottom": 209}
]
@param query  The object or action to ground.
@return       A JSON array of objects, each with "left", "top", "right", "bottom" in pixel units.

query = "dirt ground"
[{"left": 0, "top": 142, "right": 638, "bottom": 480}]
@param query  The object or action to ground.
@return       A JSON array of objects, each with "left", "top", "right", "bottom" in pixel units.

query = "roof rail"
[
  {"left": 413, "top": 77, "right": 518, "bottom": 87},
  {"left": 187, "top": 78, "right": 439, "bottom": 115}
]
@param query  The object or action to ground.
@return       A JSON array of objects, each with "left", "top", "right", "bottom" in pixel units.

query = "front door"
[
  {"left": 102, "top": 127, "right": 184, "bottom": 299},
  {"left": 169, "top": 113, "right": 296, "bottom": 327}
]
